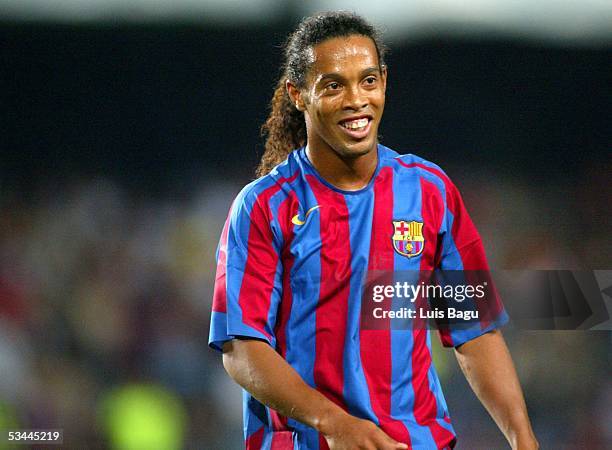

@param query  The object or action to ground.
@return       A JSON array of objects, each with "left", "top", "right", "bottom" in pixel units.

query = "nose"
[{"left": 342, "top": 84, "right": 368, "bottom": 110}]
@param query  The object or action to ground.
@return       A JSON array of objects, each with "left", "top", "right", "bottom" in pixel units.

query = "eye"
[
  {"left": 327, "top": 82, "right": 341, "bottom": 90},
  {"left": 363, "top": 76, "right": 377, "bottom": 86}
]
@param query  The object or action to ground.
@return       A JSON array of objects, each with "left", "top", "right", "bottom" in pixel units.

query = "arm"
[
  {"left": 222, "top": 338, "right": 408, "bottom": 450},
  {"left": 454, "top": 329, "right": 538, "bottom": 450}
]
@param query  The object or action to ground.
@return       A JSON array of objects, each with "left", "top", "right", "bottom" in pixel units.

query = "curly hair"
[{"left": 256, "top": 11, "right": 387, "bottom": 177}]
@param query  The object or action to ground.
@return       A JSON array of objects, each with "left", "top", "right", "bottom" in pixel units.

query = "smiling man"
[{"left": 209, "top": 11, "right": 538, "bottom": 450}]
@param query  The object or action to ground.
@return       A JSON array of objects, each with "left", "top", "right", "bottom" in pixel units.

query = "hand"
[{"left": 320, "top": 411, "right": 409, "bottom": 450}]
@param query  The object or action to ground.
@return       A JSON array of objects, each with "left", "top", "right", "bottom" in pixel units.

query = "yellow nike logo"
[{"left": 291, "top": 205, "right": 321, "bottom": 226}]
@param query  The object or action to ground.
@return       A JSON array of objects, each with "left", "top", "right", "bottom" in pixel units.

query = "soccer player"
[{"left": 209, "top": 11, "right": 538, "bottom": 450}]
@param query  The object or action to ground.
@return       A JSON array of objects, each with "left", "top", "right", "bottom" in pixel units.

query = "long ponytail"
[{"left": 257, "top": 77, "right": 306, "bottom": 178}]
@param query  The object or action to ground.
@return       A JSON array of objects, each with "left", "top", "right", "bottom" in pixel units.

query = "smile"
[
  {"left": 338, "top": 116, "right": 373, "bottom": 139},
  {"left": 342, "top": 117, "right": 369, "bottom": 130}
]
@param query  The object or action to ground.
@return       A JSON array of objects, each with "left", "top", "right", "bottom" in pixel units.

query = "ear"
[
  {"left": 286, "top": 79, "right": 306, "bottom": 112},
  {"left": 380, "top": 65, "right": 388, "bottom": 91}
]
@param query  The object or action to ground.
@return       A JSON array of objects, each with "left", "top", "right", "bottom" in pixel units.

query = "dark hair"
[{"left": 257, "top": 11, "right": 387, "bottom": 177}]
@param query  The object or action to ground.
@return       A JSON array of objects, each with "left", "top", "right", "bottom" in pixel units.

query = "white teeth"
[{"left": 343, "top": 118, "right": 369, "bottom": 130}]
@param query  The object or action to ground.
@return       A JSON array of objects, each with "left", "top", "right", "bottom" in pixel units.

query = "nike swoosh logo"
[{"left": 291, "top": 205, "right": 321, "bottom": 226}]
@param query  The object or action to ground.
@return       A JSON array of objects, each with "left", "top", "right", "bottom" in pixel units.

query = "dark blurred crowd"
[{"left": 0, "top": 168, "right": 609, "bottom": 449}]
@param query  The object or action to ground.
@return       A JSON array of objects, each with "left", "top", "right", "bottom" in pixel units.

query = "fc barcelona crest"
[{"left": 392, "top": 220, "right": 425, "bottom": 258}]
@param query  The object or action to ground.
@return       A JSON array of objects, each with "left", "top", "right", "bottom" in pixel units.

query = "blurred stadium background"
[{"left": 0, "top": 1, "right": 611, "bottom": 448}]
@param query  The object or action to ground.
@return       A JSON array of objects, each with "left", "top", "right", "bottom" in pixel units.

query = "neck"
[{"left": 306, "top": 142, "right": 378, "bottom": 191}]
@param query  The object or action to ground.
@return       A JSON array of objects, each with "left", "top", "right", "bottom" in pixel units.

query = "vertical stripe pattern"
[
  {"left": 306, "top": 174, "right": 351, "bottom": 411},
  {"left": 209, "top": 147, "right": 507, "bottom": 449},
  {"left": 360, "top": 167, "right": 412, "bottom": 446},
  {"left": 413, "top": 176, "right": 458, "bottom": 448},
  {"left": 212, "top": 212, "right": 231, "bottom": 314}
]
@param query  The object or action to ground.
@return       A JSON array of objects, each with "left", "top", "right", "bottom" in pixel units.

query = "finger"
[
  {"left": 383, "top": 431, "right": 409, "bottom": 449},
  {"left": 377, "top": 434, "right": 409, "bottom": 450},
  {"left": 383, "top": 442, "right": 408, "bottom": 450},
  {"left": 378, "top": 442, "right": 408, "bottom": 450}
]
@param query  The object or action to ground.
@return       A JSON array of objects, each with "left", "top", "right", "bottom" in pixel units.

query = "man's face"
[{"left": 290, "top": 35, "right": 387, "bottom": 159}]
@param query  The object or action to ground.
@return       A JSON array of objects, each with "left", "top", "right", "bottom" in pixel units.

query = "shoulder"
[
  {"left": 231, "top": 150, "right": 301, "bottom": 215},
  {"left": 378, "top": 144, "right": 456, "bottom": 192}
]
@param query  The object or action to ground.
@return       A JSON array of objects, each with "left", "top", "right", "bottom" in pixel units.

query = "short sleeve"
[
  {"left": 436, "top": 180, "right": 508, "bottom": 348},
  {"left": 208, "top": 188, "right": 283, "bottom": 352}
]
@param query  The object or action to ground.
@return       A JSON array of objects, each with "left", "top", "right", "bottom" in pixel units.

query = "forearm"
[
  {"left": 221, "top": 338, "right": 345, "bottom": 434},
  {"left": 454, "top": 330, "right": 538, "bottom": 449},
  {"left": 222, "top": 338, "right": 408, "bottom": 450}
]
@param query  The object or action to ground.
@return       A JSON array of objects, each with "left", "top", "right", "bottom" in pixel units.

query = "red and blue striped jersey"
[{"left": 209, "top": 145, "right": 508, "bottom": 450}]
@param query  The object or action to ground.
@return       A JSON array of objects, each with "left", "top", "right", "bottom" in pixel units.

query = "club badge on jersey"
[{"left": 392, "top": 220, "right": 425, "bottom": 258}]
